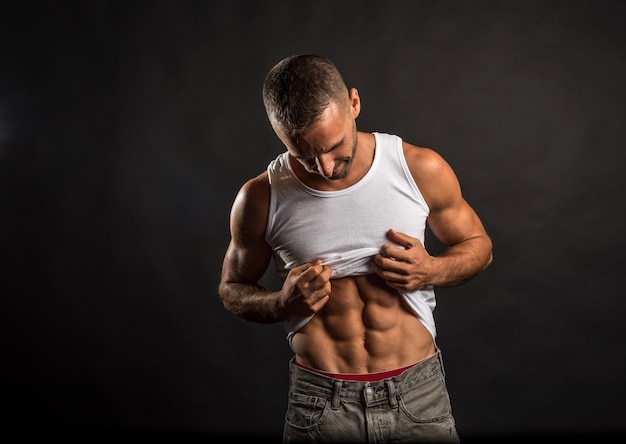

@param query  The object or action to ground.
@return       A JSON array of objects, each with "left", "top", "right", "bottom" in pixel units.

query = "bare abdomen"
[{"left": 290, "top": 274, "right": 435, "bottom": 373}]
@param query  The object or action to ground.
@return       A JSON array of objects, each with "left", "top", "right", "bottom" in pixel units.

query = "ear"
[{"left": 349, "top": 88, "right": 361, "bottom": 119}]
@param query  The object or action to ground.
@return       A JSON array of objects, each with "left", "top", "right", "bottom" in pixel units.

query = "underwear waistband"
[{"left": 292, "top": 358, "right": 428, "bottom": 382}]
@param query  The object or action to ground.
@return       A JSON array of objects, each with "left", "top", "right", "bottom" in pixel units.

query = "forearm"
[
  {"left": 429, "top": 235, "right": 493, "bottom": 287},
  {"left": 219, "top": 282, "right": 285, "bottom": 323}
]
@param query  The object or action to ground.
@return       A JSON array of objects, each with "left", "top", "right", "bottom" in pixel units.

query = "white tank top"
[{"left": 265, "top": 132, "right": 437, "bottom": 344}]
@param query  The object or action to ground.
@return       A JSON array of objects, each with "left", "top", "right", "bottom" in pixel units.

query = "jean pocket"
[
  {"left": 284, "top": 392, "right": 330, "bottom": 431},
  {"left": 398, "top": 373, "right": 453, "bottom": 424}
]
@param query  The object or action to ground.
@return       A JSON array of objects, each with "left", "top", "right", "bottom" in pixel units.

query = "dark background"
[{"left": 2, "top": 0, "right": 625, "bottom": 440}]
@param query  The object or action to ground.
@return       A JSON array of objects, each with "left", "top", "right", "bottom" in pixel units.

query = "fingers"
[
  {"left": 282, "top": 261, "right": 332, "bottom": 317},
  {"left": 373, "top": 251, "right": 406, "bottom": 274},
  {"left": 372, "top": 259, "right": 423, "bottom": 292},
  {"left": 295, "top": 261, "right": 332, "bottom": 297},
  {"left": 386, "top": 228, "right": 416, "bottom": 249},
  {"left": 379, "top": 243, "right": 410, "bottom": 264},
  {"left": 296, "top": 260, "right": 331, "bottom": 281},
  {"left": 381, "top": 229, "right": 427, "bottom": 261}
]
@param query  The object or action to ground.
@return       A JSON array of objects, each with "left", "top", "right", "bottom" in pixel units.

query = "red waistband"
[{"left": 293, "top": 359, "right": 423, "bottom": 382}]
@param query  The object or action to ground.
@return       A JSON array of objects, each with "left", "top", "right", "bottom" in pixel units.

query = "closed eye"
[{"left": 296, "top": 137, "right": 344, "bottom": 162}]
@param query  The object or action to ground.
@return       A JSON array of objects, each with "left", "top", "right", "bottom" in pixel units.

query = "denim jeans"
[{"left": 283, "top": 349, "right": 460, "bottom": 443}]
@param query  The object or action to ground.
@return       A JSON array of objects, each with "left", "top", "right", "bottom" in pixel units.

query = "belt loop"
[
  {"left": 386, "top": 379, "right": 398, "bottom": 409},
  {"left": 331, "top": 380, "right": 342, "bottom": 410},
  {"left": 436, "top": 347, "right": 445, "bottom": 377}
]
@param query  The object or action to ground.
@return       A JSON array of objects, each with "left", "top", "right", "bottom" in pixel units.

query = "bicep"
[
  {"left": 427, "top": 198, "right": 488, "bottom": 247},
  {"left": 220, "top": 175, "right": 273, "bottom": 285},
  {"left": 406, "top": 145, "right": 488, "bottom": 247}
]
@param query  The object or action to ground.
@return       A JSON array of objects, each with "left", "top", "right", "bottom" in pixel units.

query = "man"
[{"left": 218, "top": 54, "right": 493, "bottom": 443}]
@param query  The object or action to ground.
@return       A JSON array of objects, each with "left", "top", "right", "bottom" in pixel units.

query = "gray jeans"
[{"left": 283, "top": 349, "right": 460, "bottom": 443}]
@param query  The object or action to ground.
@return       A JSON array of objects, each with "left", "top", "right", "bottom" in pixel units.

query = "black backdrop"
[{"left": 2, "top": 0, "right": 625, "bottom": 440}]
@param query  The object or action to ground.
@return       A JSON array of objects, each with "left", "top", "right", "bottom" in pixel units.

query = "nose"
[{"left": 316, "top": 154, "right": 334, "bottom": 178}]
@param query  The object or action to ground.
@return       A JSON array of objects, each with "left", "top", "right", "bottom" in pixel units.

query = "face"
[{"left": 275, "top": 90, "right": 361, "bottom": 181}]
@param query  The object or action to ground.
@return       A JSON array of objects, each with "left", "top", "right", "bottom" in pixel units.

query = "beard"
[{"left": 327, "top": 122, "right": 358, "bottom": 181}]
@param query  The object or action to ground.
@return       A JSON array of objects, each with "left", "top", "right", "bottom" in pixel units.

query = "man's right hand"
[{"left": 279, "top": 260, "right": 332, "bottom": 318}]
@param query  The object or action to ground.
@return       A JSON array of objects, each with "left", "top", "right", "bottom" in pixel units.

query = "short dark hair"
[{"left": 262, "top": 54, "right": 349, "bottom": 137}]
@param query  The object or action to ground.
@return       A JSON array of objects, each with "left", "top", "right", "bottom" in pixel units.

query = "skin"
[{"left": 219, "top": 88, "right": 493, "bottom": 374}]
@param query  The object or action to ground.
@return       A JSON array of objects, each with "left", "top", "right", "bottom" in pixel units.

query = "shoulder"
[
  {"left": 401, "top": 141, "right": 449, "bottom": 174},
  {"left": 239, "top": 170, "right": 270, "bottom": 199},
  {"left": 401, "top": 141, "right": 455, "bottom": 185},
  {"left": 401, "top": 141, "right": 461, "bottom": 210},
  {"left": 231, "top": 171, "right": 270, "bottom": 225}
]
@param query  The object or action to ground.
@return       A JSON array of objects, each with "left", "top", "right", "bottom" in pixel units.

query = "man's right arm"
[
  {"left": 218, "top": 173, "right": 283, "bottom": 323},
  {"left": 218, "top": 172, "right": 333, "bottom": 323}
]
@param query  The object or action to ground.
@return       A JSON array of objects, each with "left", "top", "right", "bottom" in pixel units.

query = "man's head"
[
  {"left": 262, "top": 55, "right": 361, "bottom": 180},
  {"left": 262, "top": 54, "right": 351, "bottom": 138}
]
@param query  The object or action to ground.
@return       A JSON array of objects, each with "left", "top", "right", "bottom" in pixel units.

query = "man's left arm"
[{"left": 373, "top": 145, "right": 493, "bottom": 291}]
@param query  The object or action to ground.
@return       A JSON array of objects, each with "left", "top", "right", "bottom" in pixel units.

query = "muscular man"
[{"left": 218, "top": 54, "right": 493, "bottom": 443}]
